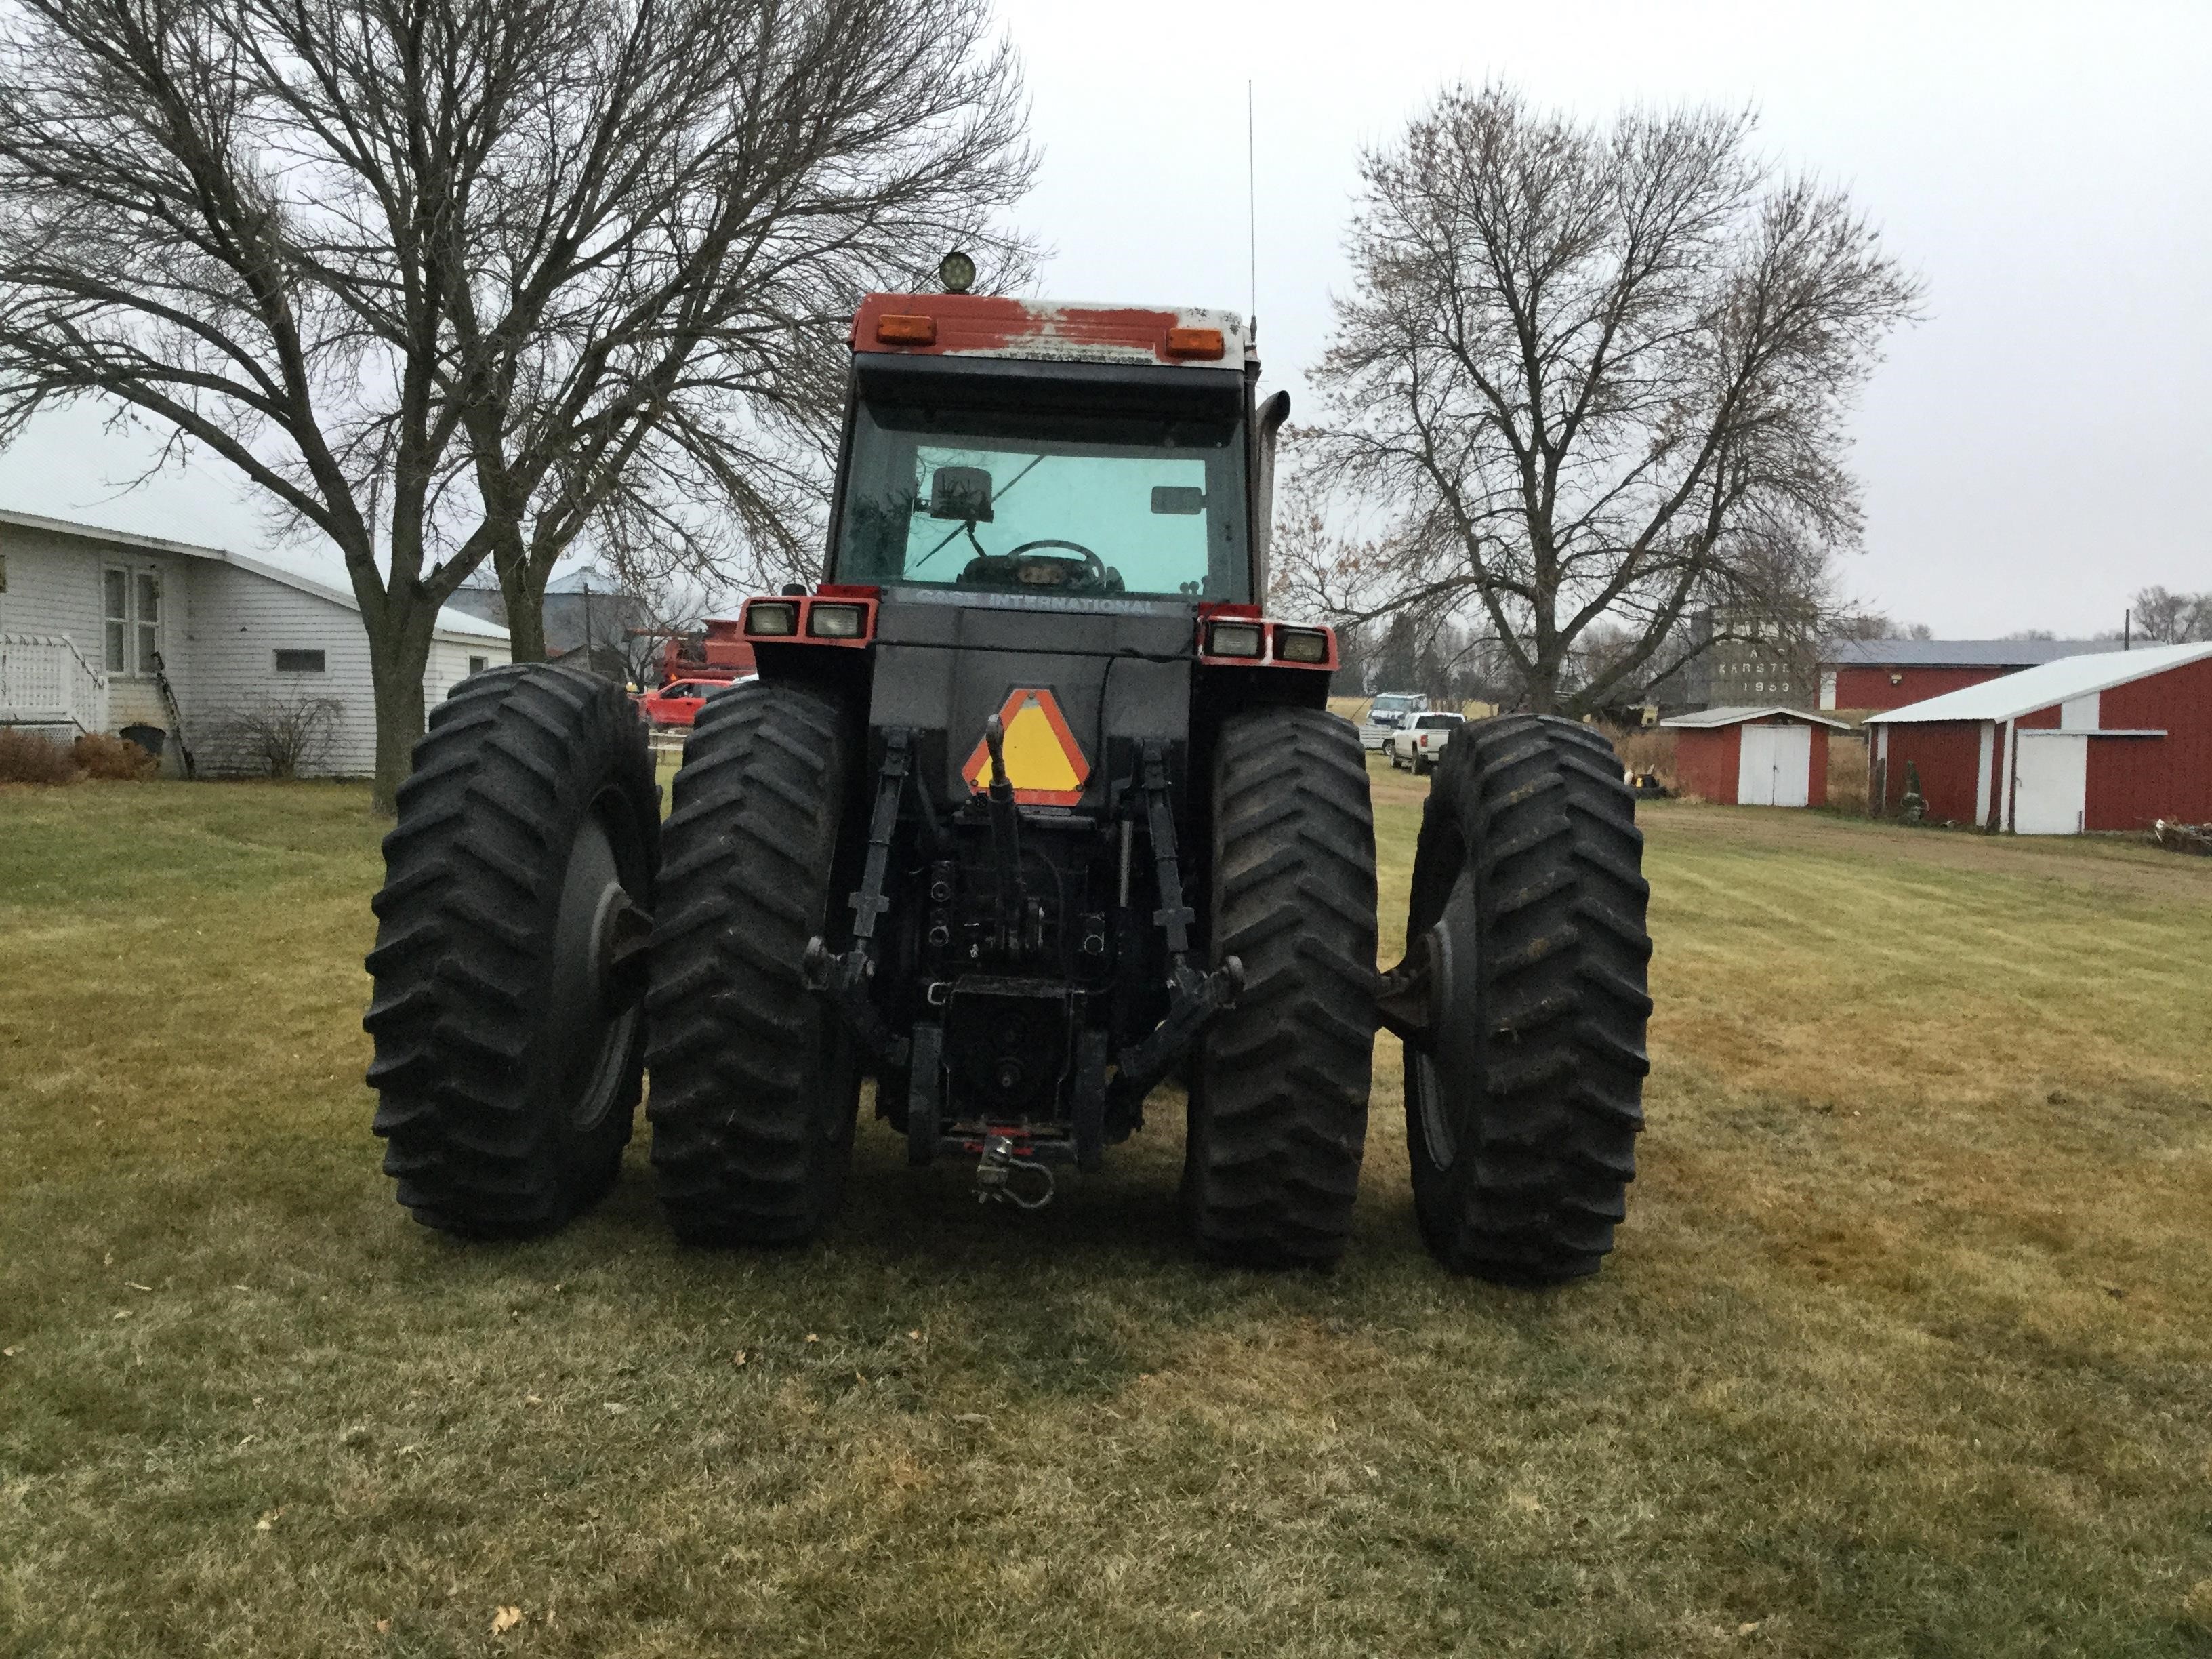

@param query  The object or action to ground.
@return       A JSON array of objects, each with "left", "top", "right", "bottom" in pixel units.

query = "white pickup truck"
[
  {"left": 1384, "top": 711, "right": 1465, "bottom": 775},
  {"left": 1358, "top": 691, "right": 1428, "bottom": 751}
]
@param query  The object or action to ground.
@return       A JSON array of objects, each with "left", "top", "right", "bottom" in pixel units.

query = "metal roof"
[
  {"left": 1820, "top": 637, "right": 2123, "bottom": 668},
  {"left": 0, "top": 506, "right": 508, "bottom": 644},
  {"left": 1864, "top": 641, "right": 2212, "bottom": 724},
  {"left": 1661, "top": 705, "right": 1852, "bottom": 731}
]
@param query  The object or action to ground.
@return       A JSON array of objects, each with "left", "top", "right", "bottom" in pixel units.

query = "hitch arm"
[
  {"left": 802, "top": 728, "right": 915, "bottom": 1071},
  {"left": 981, "top": 714, "right": 1032, "bottom": 949}
]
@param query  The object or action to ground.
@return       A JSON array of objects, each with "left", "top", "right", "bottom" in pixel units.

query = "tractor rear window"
[{"left": 833, "top": 400, "right": 1248, "bottom": 600}]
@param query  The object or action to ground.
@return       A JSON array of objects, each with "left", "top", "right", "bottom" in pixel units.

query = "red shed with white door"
[
  {"left": 1864, "top": 641, "right": 2212, "bottom": 833},
  {"left": 1660, "top": 707, "right": 1848, "bottom": 807}
]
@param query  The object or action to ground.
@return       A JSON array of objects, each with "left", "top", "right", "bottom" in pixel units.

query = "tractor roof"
[{"left": 851, "top": 293, "right": 1252, "bottom": 372}]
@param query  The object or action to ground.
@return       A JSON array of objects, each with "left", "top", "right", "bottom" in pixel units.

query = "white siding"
[
  {"left": 424, "top": 636, "right": 501, "bottom": 714},
  {"left": 184, "top": 560, "right": 382, "bottom": 775}
]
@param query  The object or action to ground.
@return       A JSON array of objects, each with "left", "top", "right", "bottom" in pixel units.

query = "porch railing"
[{"left": 0, "top": 633, "right": 111, "bottom": 735}]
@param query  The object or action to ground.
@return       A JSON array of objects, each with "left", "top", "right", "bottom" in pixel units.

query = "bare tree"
[
  {"left": 1303, "top": 83, "right": 1923, "bottom": 715},
  {"left": 2129, "top": 586, "right": 2212, "bottom": 644},
  {"left": 0, "top": 0, "right": 1033, "bottom": 809}
]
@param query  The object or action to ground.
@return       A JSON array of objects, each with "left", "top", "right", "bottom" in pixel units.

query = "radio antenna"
[{"left": 1246, "top": 80, "right": 1258, "bottom": 331}]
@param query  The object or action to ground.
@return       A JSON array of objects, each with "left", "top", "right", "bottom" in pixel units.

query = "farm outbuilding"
[
  {"left": 1660, "top": 706, "right": 1850, "bottom": 807},
  {"left": 1864, "top": 640, "right": 2212, "bottom": 834},
  {"left": 1818, "top": 637, "right": 2121, "bottom": 712}
]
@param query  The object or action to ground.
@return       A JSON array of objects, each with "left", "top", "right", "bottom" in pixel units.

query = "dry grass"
[
  {"left": 3, "top": 773, "right": 2211, "bottom": 1657},
  {"left": 1827, "top": 731, "right": 1869, "bottom": 814}
]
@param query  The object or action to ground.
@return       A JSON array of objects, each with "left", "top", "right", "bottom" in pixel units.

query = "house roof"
[
  {"left": 0, "top": 507, "right": 508, "bottom": 645},
  {"left": 1661, "top": 705, "right": 1852, "bottom": 731},
  {"left": 1820, "top": 637, "right": 2123, "bottom": 669},
  {"left": 1864, "top": 641, "right": 2212, "bottom": 724}
]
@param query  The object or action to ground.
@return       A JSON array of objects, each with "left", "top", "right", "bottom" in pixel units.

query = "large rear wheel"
[
  {"left": 364, "top": 665, "right": 658, "bottom": 1236},
  {"left": 1404, "top": 716, "right": 1652, "bottom": 1283},
  {"left": 647, "top": 680, "right": 861, "bottom": 1245},
  {"left": 1185, "top": 705, "right": 1378, "bottom": 1267}
]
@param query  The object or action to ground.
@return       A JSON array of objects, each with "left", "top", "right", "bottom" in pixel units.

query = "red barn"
[
  {"left": 1660, "top": 707, "right": 1849, "bottom": 807},
  {"left": 1864, "top": 642, "right": 2212, "bottom": 834},
  {"left": 1820, "top": 638, "right": 2122, "bottom": 713}
]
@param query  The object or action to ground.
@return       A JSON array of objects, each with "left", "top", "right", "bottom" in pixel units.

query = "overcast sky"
[{"left": 2, "top": 0, "right": 2205, "bottom": 636}]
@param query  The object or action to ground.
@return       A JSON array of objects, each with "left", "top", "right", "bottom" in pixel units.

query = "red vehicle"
[
  {"left": 653, "top": 619, "right": 756, "bottom": 687},
  {"left": 636, "top": 676, "right": 743, "bottom": 728}
]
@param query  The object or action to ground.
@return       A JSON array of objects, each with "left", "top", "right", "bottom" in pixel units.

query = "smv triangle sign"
[{"left": 961, "top": 688, "right": 1089, "bottom": 806}]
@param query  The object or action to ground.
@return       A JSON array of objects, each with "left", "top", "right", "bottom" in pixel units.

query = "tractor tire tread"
[{"left": 1187, "top": 705, "right": 1378, "bottom": 1268}]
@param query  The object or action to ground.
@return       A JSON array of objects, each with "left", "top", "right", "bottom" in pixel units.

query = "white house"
[{"left": 0, "top": 508, "right": 509, "bottom": 776}]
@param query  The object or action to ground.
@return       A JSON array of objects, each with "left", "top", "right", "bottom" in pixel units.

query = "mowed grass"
[{"left": 4, "top": 771, "right": 2212, "bottom": 1658}]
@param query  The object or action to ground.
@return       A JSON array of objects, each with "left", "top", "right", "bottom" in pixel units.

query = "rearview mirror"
[
  {"left": 1151, "top": 485, "right": 1205, "bottom": 516},
  {"left": 929, "top": 465, "right": 994, "bottom": 523}
]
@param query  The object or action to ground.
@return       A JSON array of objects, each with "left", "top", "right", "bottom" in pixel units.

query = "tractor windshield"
[{"left": 834, "top": 397, "right": 1249, "bottom": 600}]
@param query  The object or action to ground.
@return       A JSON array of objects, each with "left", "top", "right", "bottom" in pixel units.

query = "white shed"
[{"left": 0, "top": 508, "right": 508, "bottom": 775}]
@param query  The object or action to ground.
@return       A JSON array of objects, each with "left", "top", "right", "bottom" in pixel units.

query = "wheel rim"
[
  {"left": 1411, "top": 870, "right": 1481, "bottom": 1175},
  {"left": 546, "top": 798, "right": 644, "bottom": 1134},
  {"left": 1413, "top": 1052, "right": 1455, "bottom": 1169}
]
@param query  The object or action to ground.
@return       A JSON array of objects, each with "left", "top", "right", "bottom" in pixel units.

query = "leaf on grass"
[
  {"left": 254, "top": 1507, "right": 283, "bottom": 1532},
  {"left": 491, "top": 1605, "right": 525, "bottom": 1635},
  {"left": 523, "top": 1395, "right": 544, "bottom": 1407},
  {"left": 907, "top": 1330, "right": 922, "bottom": 1341},
  {"left": 1, "top": 1347, "right": 18, "bottom": 1359},
  {"left": 374, "top": 1618, "right": 391, "bottom": 1634},
  {"left": 732, "top": 1351, "right": 747, "bottom": 1367},
  {"left": 804, "top": 1333, "right": 819, "bottom": 1343}
]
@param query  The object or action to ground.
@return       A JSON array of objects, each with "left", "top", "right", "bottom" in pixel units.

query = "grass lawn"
[{"left": 3, "top": 768, "right": 2211, "bottom": 1657}]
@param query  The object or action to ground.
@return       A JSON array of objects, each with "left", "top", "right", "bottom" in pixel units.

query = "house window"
[
  {"left": 136, "top": 571, "right": 161, "bottom": 674},
  {"left": 468, "top": 655, "right": 488, "bottom": 676},
  {"left": 104, "top": 567, "right": 129, "bottom": 672},
  {"left": 102, "top": 565, "right": 165, "bottom": 675},
  {"left": 274, "top": 649, "right": 327, "bottom": 673}
]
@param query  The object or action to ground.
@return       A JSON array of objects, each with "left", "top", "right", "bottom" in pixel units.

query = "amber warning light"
[
  {"left": 875, "top": 314, "right": 937, "bottom": 346},
  {"left": 1164, "top": 327, "right": 1225, "bottom": 360}
]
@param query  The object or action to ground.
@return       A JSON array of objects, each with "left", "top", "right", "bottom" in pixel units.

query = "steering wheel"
[{"left": 1002, "top": 539, "right": 1108, "bottom": 586}]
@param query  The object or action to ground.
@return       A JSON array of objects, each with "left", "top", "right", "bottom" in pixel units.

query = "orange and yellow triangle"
[{"left": 961, "top": 688, "right": 1090, "bottom": 806}]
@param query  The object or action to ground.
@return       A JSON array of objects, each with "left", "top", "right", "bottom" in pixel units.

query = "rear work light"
[
  {"left": 876, "top": 314, "right": 937, "bottom": 346},
  {"left": 1164, "top": 326, "right": 1225, "bottom": 360},
  {"left": 807, "top": 602, "right": 865, "bottom": 638},
  {"left": 1275, "top": 626, "right": 1329, "bottom": 664},
  {"left": 1206, "top": 620, "right": 1263, "bottom": 658},
  {"left": 744, "top": 600, "right": 797, "bottom": 636}
]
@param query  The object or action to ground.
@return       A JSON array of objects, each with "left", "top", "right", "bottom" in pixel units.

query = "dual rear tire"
[
  {"left": 363, "top": 670, "right": 1650, "bottom": 1284},
  {"left": 363, "top": 665, "right": 658, "bottom": 1236},
  {"left": 1402, "top": 716, "right": 1652, "bottom": 1281}
]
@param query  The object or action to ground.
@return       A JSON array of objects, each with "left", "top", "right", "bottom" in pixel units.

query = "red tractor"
[{"left": 363, "top": 279, "right": 1652, "bottom": 1282}]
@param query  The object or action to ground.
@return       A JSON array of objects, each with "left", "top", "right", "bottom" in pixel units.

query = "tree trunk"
[
  {"left": 367, "top": 620, "right": 435, "bottom": 815},
  {"left": 497, "top": 554, "right": 551, "bottom": 663}
]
